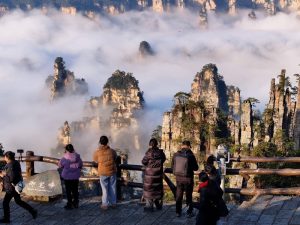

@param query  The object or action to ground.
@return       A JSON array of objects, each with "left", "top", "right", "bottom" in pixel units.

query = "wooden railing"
[{"left": 2, "top": 151, "right": 300, "bottom": 200}]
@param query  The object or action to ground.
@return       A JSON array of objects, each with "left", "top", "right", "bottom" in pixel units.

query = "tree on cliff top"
[{"left": 104, "top": 70, "right": 140, "bottom": 90}]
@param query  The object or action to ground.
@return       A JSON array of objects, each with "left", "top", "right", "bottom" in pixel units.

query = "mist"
[{"left": 0, "top": 8, "right": 300, "bottom": 162}]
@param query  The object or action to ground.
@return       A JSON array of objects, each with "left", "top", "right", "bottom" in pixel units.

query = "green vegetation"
[
  {"left": 104, "top": 70, "right": 139, "bottom": 90},
  {"left": 252, "top": 141, "right": 300, "bottom": 188}
]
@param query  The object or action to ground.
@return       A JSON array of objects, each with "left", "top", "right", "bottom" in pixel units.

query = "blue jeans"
[{"left": 100, "top": 174, "right": 116, "bottom": 206}]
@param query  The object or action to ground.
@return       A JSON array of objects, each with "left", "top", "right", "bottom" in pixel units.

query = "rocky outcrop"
[
  {"left": 161, "top": 66, "right": 300, "bottom": 162},
  {"left": 54, "top": 69, "right": 144, "bottom": 156},
  {"left": 139, "top": 41, "right": 154, "bottom": 57},
  {"left": 293, "top": 78, "right": 300, "bottom": 150},
  {"left": 45, "top": 57, "right": 88, "bottom": 100},
  {"left": 240, "top": 100, "right": 253, "bottom": 146},
  {"left": 162, "top": 64, "right": 240, "bottom": 159}
]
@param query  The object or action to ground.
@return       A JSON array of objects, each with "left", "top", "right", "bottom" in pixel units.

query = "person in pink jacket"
[{"left": 59, "top": 144, "right": 83, "bottom": 210}]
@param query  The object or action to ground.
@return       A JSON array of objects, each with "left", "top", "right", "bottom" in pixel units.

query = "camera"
[{"left": 17, "top": 149, "right": 24, "bottom": 154}]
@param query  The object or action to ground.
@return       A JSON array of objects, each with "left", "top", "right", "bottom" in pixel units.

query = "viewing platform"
[{"left": 3, "top": 193, "right": 300, "bottom": 225}]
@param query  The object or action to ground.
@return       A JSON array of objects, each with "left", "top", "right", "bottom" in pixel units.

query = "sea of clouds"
[{"left": 0, "top": 8, "right": 300, "bottom": 161}]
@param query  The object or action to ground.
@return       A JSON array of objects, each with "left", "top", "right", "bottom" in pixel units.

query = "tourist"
[
  {"left": 195, "top": 171, "right": 223, "bottom": 225},
  {"left": 59, "top": 144, "right": 83, "bottom": 209},
  {"left": 204, "top": 164, "right": 221, "bottom": 186},
  {"left": 142, "top": 138, "right": 166, "bottom": 212},
  {"left": 0, "top": 151, "right": 37, "bottom": 223},
  {"left": 93, "top": 136, "right": 117, "bottom": 210},
  {"left": 172, "top": 140, "right": 198, "bottom": 217}
]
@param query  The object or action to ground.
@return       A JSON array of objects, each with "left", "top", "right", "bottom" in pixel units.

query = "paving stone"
[
  {"left": 290, "top": 215, "right": 300, "bottom": 225},
  {"left": 257, "top": 214, "right": 276, "bottom": 225}
]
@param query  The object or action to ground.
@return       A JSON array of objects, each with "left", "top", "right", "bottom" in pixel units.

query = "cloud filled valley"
[{"left": 1, "top": 9, "right": 300, "bottom": 159}]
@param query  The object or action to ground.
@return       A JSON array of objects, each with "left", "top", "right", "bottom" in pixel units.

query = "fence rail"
[{"left": 3, "top": 151, "right": 300, "bottom": 200}]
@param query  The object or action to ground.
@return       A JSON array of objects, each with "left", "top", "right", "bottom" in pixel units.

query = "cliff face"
[
  {"left": 162, "top": 64, "right": 242, "bottom": 159},
  {"left": 1, "top": 0, "right": 300, "bottom": 19},
  {"left": 161, "top": 65, "right": 300, "bottom": 161},
  {"left": 55, "top": 69, "right": 144, "bottom": 156},
  {"left": 263, "top": 70, "right": 299, "bottom": 150},
  {"left": 45, "top": 57, "right": 88, "bottom": 100}
]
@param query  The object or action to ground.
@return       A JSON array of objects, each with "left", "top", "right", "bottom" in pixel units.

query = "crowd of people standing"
[{"left": 0, "top": 136, "right": 227, "bottom": 224}]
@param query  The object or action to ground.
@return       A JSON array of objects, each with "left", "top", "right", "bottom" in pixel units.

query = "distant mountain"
[{"left": 0, "top": 0, "right": 299, "bottom": 17}]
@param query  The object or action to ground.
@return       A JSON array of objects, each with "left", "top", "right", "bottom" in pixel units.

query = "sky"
[{"left": 0, "top": 8, "right": 300, "bottom": 161}]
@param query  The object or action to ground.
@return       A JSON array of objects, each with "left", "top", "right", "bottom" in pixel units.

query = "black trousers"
[
  {"left": 3, "top": 191, "right": 34, "bottom": 220},
  {"left": 176, "top": 181, "right": 193, "bottom": 214},
  {"left": 64, "top": 179, "right": 79, "bottom": 205}
]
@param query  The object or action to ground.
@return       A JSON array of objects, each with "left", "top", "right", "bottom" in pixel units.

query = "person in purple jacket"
[{"left": 59, "top": 144, "right": 83, "bottom": 210}]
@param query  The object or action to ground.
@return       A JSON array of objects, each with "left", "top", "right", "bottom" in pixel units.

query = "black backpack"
[{"left": 173, "top": 153, "right": 189, "bottom": 176}]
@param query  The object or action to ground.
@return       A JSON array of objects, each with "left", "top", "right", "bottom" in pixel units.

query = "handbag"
[{"left": 12, "top": 180, "right": 25, "bottom": 194}]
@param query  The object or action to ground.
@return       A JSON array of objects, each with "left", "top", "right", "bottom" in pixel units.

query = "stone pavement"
[
  {"left": 225, "top": 195, "right": 300, "bottom": 225},
  {"left": 2, "top": 193, "right": 300, "bottom": 225}
]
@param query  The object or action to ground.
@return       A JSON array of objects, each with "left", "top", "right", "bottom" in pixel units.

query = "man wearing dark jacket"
[{"left": 172, "top": 140, "right": 198, "bottom": 217}]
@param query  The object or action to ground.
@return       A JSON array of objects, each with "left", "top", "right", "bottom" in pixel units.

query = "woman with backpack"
[
  {"left": 142, "top": 138, "right": 166, "bottom": 212},
  {"left": 59, "top": 144, "right": 83, "bottom": 209},
  {"left": 0, "top": 151, "right": 37, "bottom": 223}
]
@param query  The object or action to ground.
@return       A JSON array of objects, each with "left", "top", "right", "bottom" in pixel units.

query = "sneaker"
[
  {"left": 101, "top": 205, "right": 108, "bottom": 210},
  {"left": 31, "top": 209, "right": 38, "bottom": 219},
  {"left": 0, "top": 218, "right": 10, "bottom": 224},
  {"left": 176, "top": 213, "right": 181, "bottom": 217},
  {"left": 73, "top": 203, "right": 79, "bottom": 209},
  {"left": 111, "top": 204, "right": 117, "bottom": 209}
]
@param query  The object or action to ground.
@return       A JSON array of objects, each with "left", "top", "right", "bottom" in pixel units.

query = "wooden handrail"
[
  {"left": 7, "top": 152, "right": 300, "bottom": 199},
  {"left": 227, "top": 168, "right": 300, "bottom": 176},
  {"left": 226, "top": 187, "right": 300, "bottom": 196},
  {"left": 231, "top": 156, "right": 300, "bottom": 163}
]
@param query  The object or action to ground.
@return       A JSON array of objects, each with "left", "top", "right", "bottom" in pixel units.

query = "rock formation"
[
  {"left": 54, "top": 69, "right": 145, "bottom": 157},
  {"left": 161, "top": 65, "right": 300, "bottom": 162},
  {"left": 3, "top": 0, "right": 300, "bottom": 17},
  {"left": 139, "top": 41, "right": 154, "bottom": 57},
  {"left": 45, "top": 57, "right": 88, "bottom": 100},
  {"left": 162, "top": 64, "right": 241, "bottom": 160}
]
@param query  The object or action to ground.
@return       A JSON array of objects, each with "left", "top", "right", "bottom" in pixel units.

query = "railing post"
[
  {"left": 116, "top": 155, "right": 122, "bottom": 201},
  {"left": 220, "top": 158, "right": 226, "bottom": 199},
  {"left": 26, "top": 151, "right": 35, "bottom": 178}
]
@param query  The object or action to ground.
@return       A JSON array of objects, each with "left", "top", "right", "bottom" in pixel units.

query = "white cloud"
[{"left": 0, "top": 8, "right": 300, "bottom": 159}]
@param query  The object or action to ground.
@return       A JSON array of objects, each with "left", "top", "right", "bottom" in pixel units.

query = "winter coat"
[
  {"left": 171, "top": 148, "right": 198, "bottom": 182},
  {"left": 142, "top": 147, "right": 166, "bottom": 200},
  {"left": 195, "top": 180, "right": 223, "bottom": 225},
  {"left": 3, "top": 160, "right": 22, "bottom": 193},
  {"left": 93, "top": 145, "right": 117, "bottom": 176},
  {"left": 59, "top": 152, "right": 83, "bottom": 180}
]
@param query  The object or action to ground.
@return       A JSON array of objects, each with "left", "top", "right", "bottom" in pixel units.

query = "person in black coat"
[
  {"left": 172, "top": 140, "right": 198, "bottom": 217},
  {"left": 195, "top": 171, "right": 223, "bottom": 225},
  {"left": 142, "top": 138, "right": 166, "bottom": 211},
  {"left": 0, "top": 151, "right": 37, "bottom": 223}
]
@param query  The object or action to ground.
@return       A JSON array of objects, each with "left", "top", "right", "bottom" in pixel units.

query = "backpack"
[{"left": 173, "top": 153, "right": 189, "bottom": 176}]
